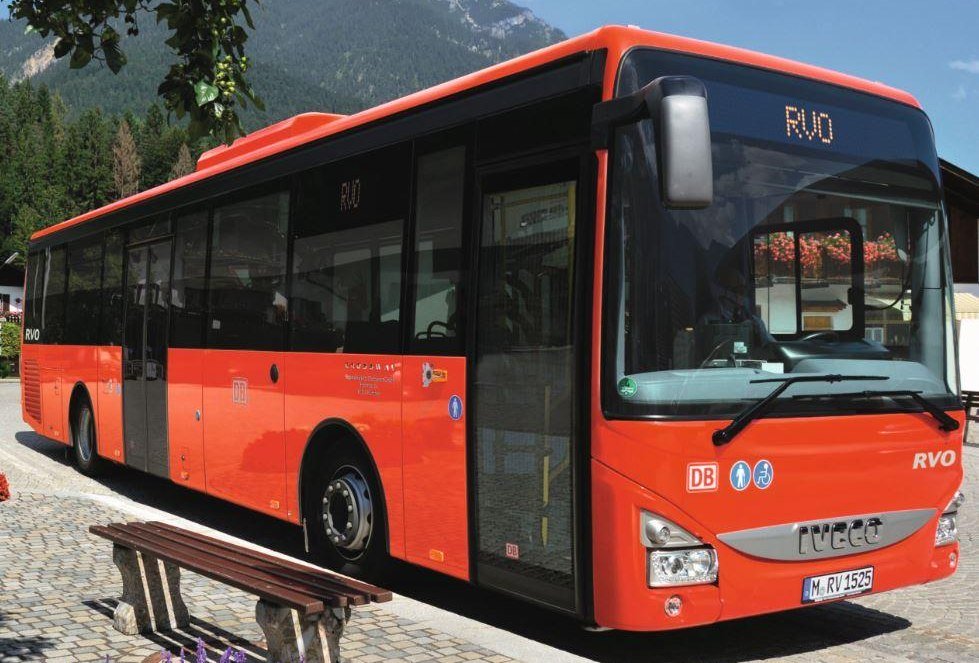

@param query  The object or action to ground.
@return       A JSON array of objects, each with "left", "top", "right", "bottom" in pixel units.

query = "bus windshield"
[{"left": 605, "top": 49, "right": 958, "bottom": 418}]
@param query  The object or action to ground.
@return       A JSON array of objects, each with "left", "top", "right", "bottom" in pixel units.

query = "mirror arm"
[{"left": 591, "top": 91, "right": 647, "bottom": 150}]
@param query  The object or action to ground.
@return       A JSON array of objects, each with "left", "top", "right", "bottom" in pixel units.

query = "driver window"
[{"left": 410, "top": 145, "right": 467, "bottom": 355}]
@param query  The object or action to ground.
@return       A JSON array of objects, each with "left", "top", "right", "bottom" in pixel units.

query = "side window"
[
  {"left": 65, "top": 238, "right": 104, "bottom": 345},
  {"left": 208, "top": 188, "right": 290, "bottom": 350},
  {"left": 171, "top": 209, "right": 210, "bottom": 348},
  {"left": 291, "top": 145, "right": 409, "bottom": 354},
  {"left": 410, "top": 145, "right": 467, "bottom": 356},
  {"left": 23, "top": 251, "right": 45, "bottom": 341},
  {"left": 100, "top": 230, "right": 125, "bottom": 346},
  {"left": 42, "top": 246, "right": 67, "bottom": 344}
]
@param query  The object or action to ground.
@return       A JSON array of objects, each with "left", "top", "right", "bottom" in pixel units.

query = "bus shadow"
[
  {"left": 0, "top": 608, "right": 56, "bottom": 661},
  {"left": 12, "top": 430, "right": 912, "bottom": 662}
]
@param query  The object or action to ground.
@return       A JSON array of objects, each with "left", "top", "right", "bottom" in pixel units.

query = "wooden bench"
[
  {"left": 962, "top": 390, "right": 979, "bottom": 443},
  {"left": 90, "top": 521, "right": 391, "bottom": 663}
]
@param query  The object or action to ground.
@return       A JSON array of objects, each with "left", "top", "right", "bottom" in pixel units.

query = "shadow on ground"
[
  {"left": 84, "top": 600, "right": 266, "bottom": 662},
  {"left": 13, "top": 431, "right": 912, "bottom": 662},
  {"left": 0, "top": 608, "right": 56, "bottom": 660}
]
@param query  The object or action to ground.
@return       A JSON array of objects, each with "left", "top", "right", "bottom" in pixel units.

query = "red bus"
[{"left": 21, "top": 26, "right": 964, "bottom": 630}]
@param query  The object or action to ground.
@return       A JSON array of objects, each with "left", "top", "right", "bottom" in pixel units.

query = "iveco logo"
[{"left": 799, "top": 517, "right": 882, "bottom": 555}]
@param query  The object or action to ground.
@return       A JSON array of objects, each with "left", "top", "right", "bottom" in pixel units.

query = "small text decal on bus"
[
  {"left": 785, "top": 105, "right": 834, "bottom": 145},
  {"left": 232, "top": 378, "right": 248, "bottom": 405},
  {"left": 24, "top": 328, "right": 39, "bottom": 342},
  {"left": 340, "top": 178, "right": 362, "bottom": 212}
]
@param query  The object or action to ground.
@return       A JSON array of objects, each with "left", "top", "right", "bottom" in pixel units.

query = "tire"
[
  {"left": 72, "top": 397, "right": 105, "bottom": 477},
  {"left": 304, "top": 443, "right": 388, "bottom": 579}
]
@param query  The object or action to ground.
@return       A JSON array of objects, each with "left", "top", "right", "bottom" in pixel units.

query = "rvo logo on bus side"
[
  {"left": 24, "top": 328, "right": 40, "bottom": 342},
  {"left": 912, "top": 450, "right": 956, "bottom": 469}
]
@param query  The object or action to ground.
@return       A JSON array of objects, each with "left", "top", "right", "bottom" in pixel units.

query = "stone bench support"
[
  {"left": 111, "top": 544, "right": 190, "bottom": 635},
  {"left": 256, "top": 599, "right": 352, "bottom": 663}
]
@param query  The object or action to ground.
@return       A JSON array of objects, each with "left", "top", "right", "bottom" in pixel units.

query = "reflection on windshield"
[{"left": 605, "top": 50, "right": 957, "bottom": 418}]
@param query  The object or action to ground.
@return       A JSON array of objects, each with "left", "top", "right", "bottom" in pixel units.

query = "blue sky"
[{"left": 520, "top": 0, "right": 979, "bottom": 175}]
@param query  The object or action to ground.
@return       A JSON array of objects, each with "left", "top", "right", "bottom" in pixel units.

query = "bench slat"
[
  {"left": 127, "top": 522, "right": 369, "bottom": 607},
  {"left": 102, "top": 523, "right": 349, "bottom": 610},
  {"left": 90, "top": 525, "right": 329, "bottom": 614},
  {"left": 145, "top": 520, "right": 392, "bottom": 603}
]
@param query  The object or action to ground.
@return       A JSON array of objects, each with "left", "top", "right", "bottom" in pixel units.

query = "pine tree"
[
  {"left": 112, "top": 120, "right": 142, "bottom": 199},
  {"left": 169, "top": 143, "right": 195, "bottom": 181}
]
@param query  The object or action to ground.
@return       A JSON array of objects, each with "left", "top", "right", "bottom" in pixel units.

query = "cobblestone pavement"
[{"left": 1, "top": 380, "right": 978, "bottom": 662}]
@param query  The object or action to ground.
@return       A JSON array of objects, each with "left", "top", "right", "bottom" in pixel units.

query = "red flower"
[{"left": 0, "top": 472, "right": 10, "bottom": 502}]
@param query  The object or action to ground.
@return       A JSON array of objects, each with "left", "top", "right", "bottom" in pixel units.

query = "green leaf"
[
  {"left": 69, "top": 45, "right": 93, "bottom": 69},
  {"left": 194, "top": 80, "right": 220, "bottom": 107},
  {"left": 53, "top": 38, "right": 73, "bottom": 59}
]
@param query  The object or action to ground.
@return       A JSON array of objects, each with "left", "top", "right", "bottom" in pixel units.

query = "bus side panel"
[
  {"left": 283, "top": 353, "right": 405, "bottom": 558},
  {"left": 39, "top": 345, "right": 66, "bottom": 443},
  {"left": 60, "top": 345, "right": 100, "bottom": 446},
  {"left": 97, "top": 346, "right": 124, "bottom": 462},
  {"left": 402, "top": 355, "right": 469, "bottom": 580},
  {"left": 203, "top": 349, "right": 287, "bottom": 518},
  {"left": 168, "top": 348, "right": 206, "bottom": 491}
]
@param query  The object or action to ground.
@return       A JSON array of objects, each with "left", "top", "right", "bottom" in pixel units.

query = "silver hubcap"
[
  {"left": 322, "top": 466, "right": 373, "bottom": 559},
  {"left": 77, "top": 408, "right": 93, "bottom": 463}
]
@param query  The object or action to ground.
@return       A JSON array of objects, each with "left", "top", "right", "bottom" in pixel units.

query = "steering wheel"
[{"left": 800, "top": 331, "right": 839, "bottom": 343}]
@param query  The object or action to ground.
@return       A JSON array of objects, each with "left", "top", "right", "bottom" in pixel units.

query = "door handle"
[{"left": 270, "top": 363, "right": 279, "bottom": 384}]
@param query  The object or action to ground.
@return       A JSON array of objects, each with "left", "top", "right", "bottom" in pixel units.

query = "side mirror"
[{"left": 592, "top": 75, "right": 714, "bottom": 209}]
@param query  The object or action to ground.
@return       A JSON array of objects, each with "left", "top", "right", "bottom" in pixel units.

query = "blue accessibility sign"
[
  {"left": 448, "top": 395, "right": 464, "bottom": 421},
  {"left": 753, "top": 459, "right": 774, "bottom": 490},
  {"left": 729, "top": 460, "right": 751, "bottom": 491}
]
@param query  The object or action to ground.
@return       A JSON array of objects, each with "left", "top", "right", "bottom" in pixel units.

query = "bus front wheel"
[
  {"left": 72, "top": 398, "right": 105, "bottom": 477},
  {"left": 305, "top": 445, "right": 388, "bottom": 579}
]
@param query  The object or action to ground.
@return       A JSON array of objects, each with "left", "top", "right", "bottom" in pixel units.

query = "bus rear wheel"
[
  {"left": 72, "top": 398, "right": 105, "bottom": 477},
  {"left": 305, "top": 445, "right": 388, "bottom": 579}
]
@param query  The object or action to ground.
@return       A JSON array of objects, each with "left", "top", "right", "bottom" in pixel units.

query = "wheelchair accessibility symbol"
[{"left": 753, "top": 459, "right": 774, "bottom": 490}]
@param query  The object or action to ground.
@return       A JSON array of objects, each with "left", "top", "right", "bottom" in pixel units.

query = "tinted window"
[
  {"left": 171, "top": 209, "right": 210, "bottom": 348},
  {"left": 65, "top": 238, "right": 104, "bottom": 345},
  {"left": 410, "top": 146, "right": 467, "bottom": 356},
  {"left": 291, "top": 146, "right": 409, "bottom": 354},
  {"left": 23, "top": 251, "right": 45, "bottom": 339},
  {"left": 100, "top": 230, "right": 125, "bottom": 346},
  {"left": 208, "top": 188, "right": 290, "bottom": 350},
  {"left": 42, "top": 247, "right": 67, "bottom": 344},
  {"left": 129, "top": 215, "right": 172, "bottom": 243}
]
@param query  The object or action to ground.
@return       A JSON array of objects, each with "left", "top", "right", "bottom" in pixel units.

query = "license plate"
[{"left": 802, "top": 566, "right": 874, "bottom": 603}]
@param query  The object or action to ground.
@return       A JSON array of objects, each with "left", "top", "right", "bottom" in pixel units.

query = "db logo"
[
  {"left": 505, "top": 543, "right": 520, "bottom": 560},
  {"left": 687, "top": 463, "right": 718, "bottom": 492}
]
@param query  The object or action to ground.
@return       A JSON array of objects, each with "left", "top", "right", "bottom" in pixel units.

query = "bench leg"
[
  {"left": 112, "top": 544, "right": 190, "bottom": 635},
  {"left": 256, "top": 599, "right": 351, "bottom": 663}
]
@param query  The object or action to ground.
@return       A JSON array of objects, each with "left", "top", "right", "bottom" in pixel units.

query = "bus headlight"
[
  {"left": 640, "top": 510, "right": 718, "bottom": 587},
  {"left": 649, "top": 548, "right": 719, "bottom": 587},
  {"left": 935, "top": 490, "right": 963, "bottom": 547}
]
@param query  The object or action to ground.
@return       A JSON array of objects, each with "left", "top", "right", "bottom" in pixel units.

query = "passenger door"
[
  {"left": 122, "top": 238, "right": 172, "bottom": 477},
  {"left": 470, "top": 157, "right": 583, "bottom": 611},
  {"left": 402, "top": 142, "right": 471, "bottom": 579}
]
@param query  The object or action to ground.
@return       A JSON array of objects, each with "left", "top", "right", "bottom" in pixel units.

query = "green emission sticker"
[{"left": 618, "top": 377, "right": 638, "bottom": 398}]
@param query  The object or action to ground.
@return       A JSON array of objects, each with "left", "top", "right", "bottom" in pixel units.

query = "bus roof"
[{"left": 31, "top": 24, "right": 922, "bottom": 244}]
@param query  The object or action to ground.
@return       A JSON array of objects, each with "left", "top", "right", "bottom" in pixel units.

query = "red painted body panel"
[
  {"left": 282, "top": 353, "right": 405, "bottom": 552},
  {"left": 402, "top": 356, "right": 469, "bottom": 580},
  {"left": 94, "top": 346, "right": 124, "bottom": 462},
  {"left": 168, "top": 349, "right": 206, "bottom": 491},
  {"left": 203, "top": 349, "right": 287, "bottom": 517}
]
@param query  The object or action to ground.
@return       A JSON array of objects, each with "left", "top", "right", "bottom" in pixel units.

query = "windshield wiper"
[
  {"left": 712, "top": 374, "right": 889, "bottom": 446},
  {"left": 792, "top": 390, "right": 960, "bottom": 432}
]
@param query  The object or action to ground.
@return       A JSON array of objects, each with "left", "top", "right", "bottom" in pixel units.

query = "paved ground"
[{"left": 0, "top": 379, "right": 977, "bottom": 662}]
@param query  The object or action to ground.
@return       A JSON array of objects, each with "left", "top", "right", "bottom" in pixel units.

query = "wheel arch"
[
  {"left": 297, "top": 418, "right": 390, "bottom": 552},
  {"left": 67, "top": 381, "right": 94, "bottom": 447}
]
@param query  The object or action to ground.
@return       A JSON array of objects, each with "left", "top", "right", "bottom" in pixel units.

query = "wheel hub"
[{"left": 321, "top": 467, "right": 373, "bottom": 558}]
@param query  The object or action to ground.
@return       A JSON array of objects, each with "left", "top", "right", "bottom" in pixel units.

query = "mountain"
[{"left": 0, "top": 0, "right": 565, "bottom": 128}]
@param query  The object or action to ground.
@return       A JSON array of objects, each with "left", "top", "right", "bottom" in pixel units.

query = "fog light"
[
  {"left": 935, "top": 513, "right": 957, "bottom": 547},
  {"left": 649, "top": 548, "right": 718, "bottom": 587},
  {"left": 664, "top": 595, "right": 682, "bottom": 617}
]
